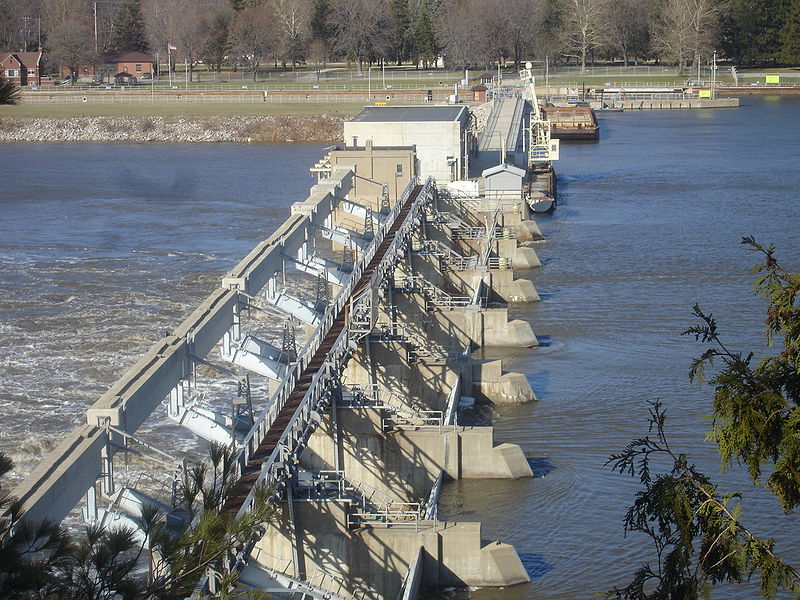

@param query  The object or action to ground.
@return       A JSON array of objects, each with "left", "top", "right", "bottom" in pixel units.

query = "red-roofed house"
[{"left": 1, "top": 50, "right": 49, "bottom": 86}]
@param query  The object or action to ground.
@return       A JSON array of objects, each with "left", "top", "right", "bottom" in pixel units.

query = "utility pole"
[
  {"left": 93, "top": 2, "right": 98, "bottom": 53},
  {"left": 545, "top": 55, "right": 549, "bottom": 103},
  {"left": 22, "top": 16, "right": 31, "bottom": 51},
  {"left": 712, "top": 50, "right": 717, "bottom": 99}
]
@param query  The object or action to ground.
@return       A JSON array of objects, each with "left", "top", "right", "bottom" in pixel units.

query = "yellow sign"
[
  {"left": 699, "top": 89, "right": 711, "bottom": 98},
  {"left": 766, "top": 75, "right": 780, "bottom": 84},
  {"left": 374, "top": 101, "right": 388, "bottom": 106}
]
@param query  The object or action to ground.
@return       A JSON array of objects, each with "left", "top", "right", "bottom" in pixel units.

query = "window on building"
[
  {"left": 6, "top": 69, "right": 16, "bottom": 77},
  {"left": 395, "top": 164, "right": 403, "bottom": 176},
  {"left": 28, "top": 68, "right": 35, "bottom": 76},
  {"left": 135, "top": 64, "right": 142, "bottom": 72}
]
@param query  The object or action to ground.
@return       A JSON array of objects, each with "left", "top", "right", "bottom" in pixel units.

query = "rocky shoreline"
[{"left": 0, "top": 114, "right": 346, "bottom": 143}]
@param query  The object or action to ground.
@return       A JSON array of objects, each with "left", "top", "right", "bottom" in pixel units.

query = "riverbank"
[{"left": 0, "top": 114, "right": 346, "bottom": 143}]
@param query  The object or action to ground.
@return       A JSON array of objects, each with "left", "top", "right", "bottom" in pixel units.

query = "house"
[
  {"left": 475, "top": 72, "right": 494, "bottom": 86},
  {"left": 112, "top": 52, "right": 154, "bottom": 78},
  {"left": 60, "top": 52, "right": 154, "bottom": 83},
  {"left": 471, "top": 84, "right": 487, "bottom": 102},
  {"left": 1, "top": 50, "right": 50, "bottom": 86}
]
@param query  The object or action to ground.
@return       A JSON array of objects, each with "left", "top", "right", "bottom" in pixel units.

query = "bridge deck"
[
  {"left": 477, "top": 97, "right": 525, "bottom": 153},
  {"left": 222, "top": 185, "right": 422, "bottom": 516}
]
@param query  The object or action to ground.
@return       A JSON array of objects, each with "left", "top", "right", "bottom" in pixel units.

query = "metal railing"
[
  {"left": 394, "top": 275, "right": 471, "bottom": 308},
  {"left": 231, "top": 177, "right": 431, "bottom": 519},
  {"left": 348, "top": 503, "right": 423, "bottom": 529}
]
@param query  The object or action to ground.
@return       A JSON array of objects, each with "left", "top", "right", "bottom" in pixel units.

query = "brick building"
[{"left": 1, "top": 50, "right": 50, "bottom": 86}]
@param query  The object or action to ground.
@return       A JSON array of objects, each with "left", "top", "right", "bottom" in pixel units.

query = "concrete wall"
[
  {"left": 327, "top": 143, "right": 416, "bottom": 209},
  {"left": 254, "top": 506, "right": 530, "bottom": 599},
  {"left": 344, "top": 117, "right": 468, "bottom": 183}
]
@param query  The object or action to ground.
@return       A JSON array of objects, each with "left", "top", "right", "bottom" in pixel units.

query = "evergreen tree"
[
  {"left": 412, "top": 4, "right": 437, "bottom": 68},
  {"left": 607, "top": 238, "right": 800, "bottom": 599},
  {"left": 389, "top": 0, "right": 411, "bottom": 65},
  {"left": 0, "top": 72, "right": 20, "bottom": 105},
  {"left": 778, "top": 0, "right": 800, "bottom": 64},
  {"left": 108, "top": 0, "right": 149, "bottom": 54},
  {"left": 719, "top": 0, "right": 785, "bottom": 65},
  {"left": 203, "top": 7, "right": 233, "bottom": 73},
  {"left": 310, "top": 0, "right": 335, "bottom": 61}
]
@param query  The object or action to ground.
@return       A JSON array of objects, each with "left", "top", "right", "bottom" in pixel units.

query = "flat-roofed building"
[{"left": 343, "top": 106, "right": 473, "bottom": 183}]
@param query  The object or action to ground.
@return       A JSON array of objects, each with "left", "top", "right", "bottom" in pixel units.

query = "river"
[{"left": 1, "top": 97, "right": 798, "bottom": 598}]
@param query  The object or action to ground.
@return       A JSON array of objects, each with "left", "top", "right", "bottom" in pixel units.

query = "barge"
[{"left": 541, "top": 106, "right": 599, "bottom": 140}]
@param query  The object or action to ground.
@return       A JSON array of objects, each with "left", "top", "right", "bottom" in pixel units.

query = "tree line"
[{"left": 1, "top": 0, "right": 799, "bottom": 81}]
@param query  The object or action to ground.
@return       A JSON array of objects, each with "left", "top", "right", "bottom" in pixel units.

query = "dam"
[{"left": 8, "top": 81, "right": 555, "bottom": 599}]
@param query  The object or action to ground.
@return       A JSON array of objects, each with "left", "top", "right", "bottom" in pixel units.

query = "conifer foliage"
[
  {"left": 108, "top": 0, "right": 149, "bottom": 54},
  {"left": 0, "top": 72, "right": 20, "bottom": 105},
  {"left": 607, "top": 238, "right": 800, "bottom": 599},
  {"left": 0, "top": 443, "right": 276, "bottom": 599}
]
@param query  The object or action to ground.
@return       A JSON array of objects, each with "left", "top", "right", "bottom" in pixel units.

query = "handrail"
[{"left": 231, "top": 178, "right": 436, "bottom": 519}]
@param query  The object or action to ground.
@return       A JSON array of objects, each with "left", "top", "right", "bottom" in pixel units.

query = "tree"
[
  {"left": 495, "top": 0, "right": 547, "bottom": 69},
  {"left": 607, "top": 238, "right": 800, "bottom": 599},
  {"left": 310, "top": 0, "right": 335, "bottom": 64},
  {"left": 0, "top": 73, "right": 21, "bottom": 105},
  {"left": 603, "top": 0, "right": 649, "bottom": 66},
  {"left": 778, "top": 0, "right": 800, "bottom": 65},
  {"left": 0, "top": 445, "right": 277, "bottom": 599},
  {"left": 651, "top": 0, "right": 717, "bottom": 71},
  {"left": 47, "top": 18, "right": 95, "bottom": 84},
  {"left": 108, "top": 0, "right": 150, "bottom": 54},
  {"left": 560, "top": 0, "right": 608, "bottom": 72},
  {"left": 271, "top": 0, "right": 310, "bottom": 68},
  {"left": 436, "top": 0, "right": 493, "bottom": 70},
  {"left": 719, "top": 0, "right": 784, "bottom": 65},
  {"left": 333, "top": 0, "right": 390, "bottom": 70},
  {"left": 411, "top": 2, "right": 437, "bottom": 68},
  {"left": 230, "top": 4, "right": 278, "bottom": 80},
  {"left": 203, "top": 6, "right": 234, "bottom": 73},
  {"left": 388, "top": 0, "right": 411, "bottom": 65}
]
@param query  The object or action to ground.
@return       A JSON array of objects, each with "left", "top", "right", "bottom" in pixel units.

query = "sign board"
[
  {"left": 766, "top": 75, "right": 780, "bottom": 84},
  {"left": 699, "top": 89, "right": 712, "bottom": 98}
]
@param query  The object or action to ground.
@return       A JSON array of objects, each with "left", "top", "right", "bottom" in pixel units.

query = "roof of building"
[
  {"left": 97, "top": 52, "right": 154, "bottom": 64},
  {"left": 113, "top": 52, "right": 154, "bottom": 62},
  {"left": 1, "top": 51, "right": 41, "bottom": 68},
  {"left": 350, "top": 105, "right": 467, "bottom": 123},
  {"left": 482, "top": 163, "right": 526, "bottom": 178},
  {"left": 471, "top": 84, "right": 487, "bottom": 91},
  {"left": 476, "top": 72, "right": 494, "bottom": 80}
]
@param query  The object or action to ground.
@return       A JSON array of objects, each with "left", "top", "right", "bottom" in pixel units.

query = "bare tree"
[
  {"left": 333, "top": 0, "right": 390, "bottom": 70},
  {"left": 436, "top": 0, "right": 492, "bottom": 69},
  {"left": 47, "top": 18, "right": 94, "bottom": 82},
  {"left": 495, "top": 0, "right": 547, "bottom": 68},
  {"left": 652, "top": 0, "right": 717, "bottom": 70},
  {"left": 230, "top": 4, "right": 278, "bottom": 80},
  {"left": 603, "top": 0, "right": 648, "bottom": 65},
  {"left": 271, "top": 0, "right": 311, "bottom": 68},
  {"left": 560, "top": 0, "right": 608, "bottom": 72}
]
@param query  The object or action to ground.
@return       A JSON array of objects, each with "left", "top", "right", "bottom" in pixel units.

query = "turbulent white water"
[{"left": 0, "top": 143, "right": 327, "bottom": 484}]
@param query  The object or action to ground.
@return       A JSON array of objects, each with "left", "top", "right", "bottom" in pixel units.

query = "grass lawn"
[{"left": 0, "top": 102, "right": 365, "bottom": 118}]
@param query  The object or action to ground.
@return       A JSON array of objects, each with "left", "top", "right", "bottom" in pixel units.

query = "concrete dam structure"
[{"left": 10, "top": 104, "right": 548, "bottom": 599}]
